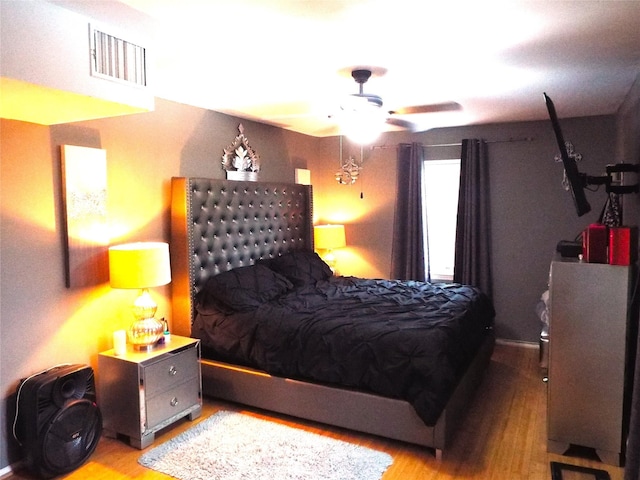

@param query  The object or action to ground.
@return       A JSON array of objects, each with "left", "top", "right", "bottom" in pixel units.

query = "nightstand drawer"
[
  {"left": 146, "top": 378, "right": 200, "bottom": 430},
  {"left": 143, "top": 345, "right": 199, "bottom": 397}
]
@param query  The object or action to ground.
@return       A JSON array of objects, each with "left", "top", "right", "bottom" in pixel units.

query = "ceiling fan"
[{"left": 334, "top": 68, "right": 461, "bottom": 142}]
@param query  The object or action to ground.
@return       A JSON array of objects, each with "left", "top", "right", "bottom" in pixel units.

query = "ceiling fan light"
[
  {"left": 334, "top": 68, "right": 388, "bottom": 144},
  {"left": 343, "top": 122, "right": 382, "bottom": 145},
  {"left": 338, "top": 105, "right": 386, "bottom": 145}
]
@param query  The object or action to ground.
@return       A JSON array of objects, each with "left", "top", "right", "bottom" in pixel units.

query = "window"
[{"left": 421, "top": 159, "right": 461, "bottom": 281}]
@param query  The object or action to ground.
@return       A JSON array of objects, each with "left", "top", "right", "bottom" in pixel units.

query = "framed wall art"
[{"left": 61, "top": 145, "right": 109, "bottom": 288}]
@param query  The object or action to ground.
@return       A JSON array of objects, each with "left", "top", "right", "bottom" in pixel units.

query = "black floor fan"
[{"left": 14, "top": 364, "right": 102, "bottom": 478}]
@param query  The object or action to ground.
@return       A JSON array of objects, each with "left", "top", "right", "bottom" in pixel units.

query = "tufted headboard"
[{"left": 170, "top": 177, "right": 314, "bottom": 336}]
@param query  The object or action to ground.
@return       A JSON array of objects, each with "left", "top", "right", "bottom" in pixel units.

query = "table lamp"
[
  {"left": 314, "top": 224, "right": 346, "bottom": 273},
  {"left": 108, "top": 242, "right": 171, "bottom": 351}
]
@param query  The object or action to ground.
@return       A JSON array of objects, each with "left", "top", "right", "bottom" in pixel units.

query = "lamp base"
[
  {"left": 131, "top": 342, "right": 158, "bottom": 352},
  {"left": 321, "top": 250, "right": 338, "bottom": 276},
  {"left": 127, "top": 317, "right": 164, "bottom": 351}
]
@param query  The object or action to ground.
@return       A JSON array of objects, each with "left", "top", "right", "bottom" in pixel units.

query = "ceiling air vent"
[{"left": 89, "top": 25, "right": 146, "bottom": 87}]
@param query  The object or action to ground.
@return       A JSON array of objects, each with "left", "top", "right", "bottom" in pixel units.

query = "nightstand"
[{"left": 98, "top": 335, "right": 202, "bottom": 449}]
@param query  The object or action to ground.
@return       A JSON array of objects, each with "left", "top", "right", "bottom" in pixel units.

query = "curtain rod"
[{"left": 372, "top": 136, "right": 535, "bottom": 150}]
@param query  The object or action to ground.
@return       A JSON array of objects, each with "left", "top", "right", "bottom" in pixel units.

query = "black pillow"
[
  {"left": 197, "top": 264, "right": 293, "bottom": 312},
  {"left": 266, "top": 250, "right": 333, "bottom": 286}
]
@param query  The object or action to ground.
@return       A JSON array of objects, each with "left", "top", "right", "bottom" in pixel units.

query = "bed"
[{"left": 170, "top": 176, "right": 495, "bottom": 459}]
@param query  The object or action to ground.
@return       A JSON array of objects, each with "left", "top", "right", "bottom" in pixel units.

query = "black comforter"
[{"left": 192, "top": 261, "right": 494, "bottom": 426}]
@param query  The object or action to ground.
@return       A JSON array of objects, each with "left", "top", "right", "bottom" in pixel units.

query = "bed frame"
[{"left": 170, "top": 176, "right": 494, "bottom": 459}]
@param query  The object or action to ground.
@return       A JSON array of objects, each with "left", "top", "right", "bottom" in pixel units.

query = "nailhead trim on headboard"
[{"left": 170, "top": 177, "right": 314, "bottom": 332}]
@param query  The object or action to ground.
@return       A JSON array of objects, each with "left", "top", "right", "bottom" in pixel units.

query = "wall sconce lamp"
[
  {"left": 314, "top": 224, "right": 346, "bottom": 274},
  {"left": 108, "top": 242, "right": 171, "bottom": 351}
]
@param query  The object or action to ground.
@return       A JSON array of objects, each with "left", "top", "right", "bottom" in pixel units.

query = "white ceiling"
[{"left": 76, "top": 0, "right": 640, "bottom": 137}]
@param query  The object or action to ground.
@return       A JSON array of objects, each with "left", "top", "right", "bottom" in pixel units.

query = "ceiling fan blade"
[
  {"left": 386, "top": 117, "right": 418, "bottom": 131},
  {"left": 390, "top": 102, "right": 462, "bottom": 115}
]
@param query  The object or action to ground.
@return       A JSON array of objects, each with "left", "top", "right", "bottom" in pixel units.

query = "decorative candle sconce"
[{"left": 335, "top": 136, "right": 363, "bottom": 185}]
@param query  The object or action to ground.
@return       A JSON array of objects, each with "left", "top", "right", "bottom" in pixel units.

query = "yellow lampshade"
[
  {"left": 108, "top": 242, "right": 171, "bottom": 289},
  {"left": 108, "top": 242, "right": 172, "bottom": 351},
  {"left": 314, "top": 224, "right": 346, "bottom": 250}
]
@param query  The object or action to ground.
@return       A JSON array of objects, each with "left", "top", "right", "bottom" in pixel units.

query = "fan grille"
[{"left": 40, "top": 399, "right": 102, "bottom": 475}]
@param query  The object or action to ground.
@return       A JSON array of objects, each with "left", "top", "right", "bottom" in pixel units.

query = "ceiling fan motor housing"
[
  {"left": 349, "top": 69, "right": 383, "bottom": 107},
  {"left": 352, "top": 69, "right": 373, "bottom": 85}
]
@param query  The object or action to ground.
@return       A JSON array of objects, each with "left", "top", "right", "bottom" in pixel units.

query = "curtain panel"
[
  {"left": 391, "top": 142, "right": 426, "bottom": 281},
  {"left": 453, "top": 138, "right": 493, "bottom": 299}
]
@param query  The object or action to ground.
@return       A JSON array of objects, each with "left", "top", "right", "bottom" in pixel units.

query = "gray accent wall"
[
  {"left": 1, "top": 81, "right": 638, "bottom": 475},
  {"left": 310, "top": 114, "right": 621, "bottom": 344}
]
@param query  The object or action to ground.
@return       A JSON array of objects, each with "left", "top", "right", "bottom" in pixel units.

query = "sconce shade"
[
  {"left": 314, "top": 225, "right": 346, "bottom": 250},
  {"left": 108, "top": 242, "right": 171, "bottom": 289}
]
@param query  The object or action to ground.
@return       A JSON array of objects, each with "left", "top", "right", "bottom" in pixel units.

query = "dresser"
[
  {"left": 547, "top": 258, "right": 634, "bottom": 466},
  {"left": 98, "top": 335, "right": 202, "bottom": 449}
]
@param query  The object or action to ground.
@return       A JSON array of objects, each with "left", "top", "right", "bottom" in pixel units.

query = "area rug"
[{"left": 138, "top": 410, "right": 393, "bottom": 480}]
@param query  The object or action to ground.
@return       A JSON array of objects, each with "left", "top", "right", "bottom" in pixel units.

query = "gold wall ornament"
[{"left": 222, "top": 124, "right": 261, "bottom": 181}]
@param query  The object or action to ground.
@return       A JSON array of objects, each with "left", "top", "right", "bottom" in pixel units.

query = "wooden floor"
[{"left": 6, "top": 343, "right": 624, "bottom": 480}]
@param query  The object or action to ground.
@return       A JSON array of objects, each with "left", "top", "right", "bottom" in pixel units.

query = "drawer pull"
[
  {"left": 170, "top": 397, "right": 179, "bottom": 407},
  {"left": 168, "top": 366, "right": 177, "bottom": 376}
]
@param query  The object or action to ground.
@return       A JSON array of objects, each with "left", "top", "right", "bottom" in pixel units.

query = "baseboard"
[
  {"left": 496, "top": 338, "right": 539, "bottom": 349},
  {"left": 0, "top": 464, "right": 16, "bottom": 479}
]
